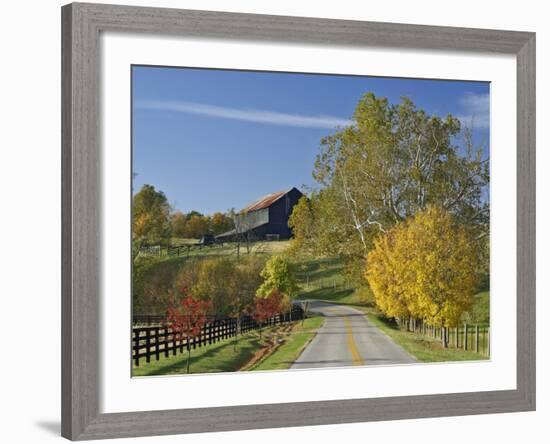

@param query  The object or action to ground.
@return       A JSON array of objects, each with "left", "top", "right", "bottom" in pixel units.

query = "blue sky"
[{"left": 132, "top": 66, "right": 489, "bottom": 215}]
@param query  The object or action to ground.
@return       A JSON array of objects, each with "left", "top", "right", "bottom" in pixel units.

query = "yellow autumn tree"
[{"left": 366, "top": 206, "right": 479, "bottom": 328}]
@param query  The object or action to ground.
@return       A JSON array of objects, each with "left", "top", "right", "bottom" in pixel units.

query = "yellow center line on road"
[
  {"left": 343, "top": 317, "right": 365, "bottom": 366},
  {"left": 325, "top": 306, "right": 365, "bottom": 366}
]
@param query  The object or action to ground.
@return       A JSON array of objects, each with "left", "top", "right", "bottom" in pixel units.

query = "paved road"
[{"left": 291, "top": 300, "right": 416, "bottom": 369}]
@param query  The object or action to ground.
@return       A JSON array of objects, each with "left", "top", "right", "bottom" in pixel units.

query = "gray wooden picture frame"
[{"left": 61, "top": 2, "right": 536, "bottom": 440}]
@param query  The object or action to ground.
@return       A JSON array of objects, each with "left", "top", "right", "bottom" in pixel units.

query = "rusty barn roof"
[{"left": 244, "top": 189, "right": 290, "bottom": 212}]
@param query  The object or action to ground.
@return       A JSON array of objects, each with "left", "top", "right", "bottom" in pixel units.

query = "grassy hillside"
[
  {"left": 133, "top": 240, "right": 291, "bottom": 314},
  {"left": 293, "top": 258, "right": 364, "bottom": 306}
]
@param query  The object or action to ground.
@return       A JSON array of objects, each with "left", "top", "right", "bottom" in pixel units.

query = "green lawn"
[
  {"left": 249, "top": 315, "right": 325, "bottom": 371},
  {"left": 352, "top": 306, "right": 489, "bottom": 362},
  {"left": 462, "top": 291, "right": 490, "bottom": 324},
  {"left": 294, "top": 258, "right": 364, "bottom": 306},
  {"left": 132, "top": 329, "right": 275, "bottom": 376}
]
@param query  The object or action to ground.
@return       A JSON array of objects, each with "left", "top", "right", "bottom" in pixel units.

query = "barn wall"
[
  {"left": 265, "top": 187, "right": 303, "bottom": 239},
  {"left": 217, "top": 188, "right": 303, "bottom": 241},
  {"left": 238, "top": 207, "right": 268, "bottom": 230}
]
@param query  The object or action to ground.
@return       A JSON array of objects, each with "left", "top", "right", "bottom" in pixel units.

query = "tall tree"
[
  {"left": 132, "top": 184, "right": 171, "bottom": 255},
  {"left": 210, "top": 212, "right": 235, "bottom": 235},
  {"left": 184, "top": 214, "right": 209, "bottom": 238},
  {"left": 170, "top": 211, "right": 187, "bottom": 238},
  {"left": 288, "top": 196, "right": 315, "bottom": 255},
  {"left": 309, "top": 93, "right": 488, "bottom": 261},
  {"left": 230, "top": 257, "right": 265, "bottom": 349},
  {"left": 191, "top": 258, "right": 237, "bottom": 317},
  {"left": 257, "top": 256, "right": 299, "bottom": 318}
]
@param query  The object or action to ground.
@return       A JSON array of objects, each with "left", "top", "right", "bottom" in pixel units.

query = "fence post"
[
  {"left": 163, "top": 328, "right": 169, "bottom": 357},
  {"left": 133, "top": 330, "right": 140, "bottom": 367},
  {"left": 154, "top": 327, "right": 160, "bottom": 361},
  {"left": 475, "top": 325, "right": 479, "bottom": 353},
  {"left": 463, "top": 323, "right": 468, "bottom": 351},
  {"left": 487, "top": 327, "right": 491, "bottom": 356},
  {"left": 145, "top": 329, "right": 151, "bottom": 363}
]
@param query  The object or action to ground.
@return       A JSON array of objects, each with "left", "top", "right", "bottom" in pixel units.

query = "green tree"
[
  {"left": 230, "top": 256, "right": 265, "bottom": 348},
  {"left": 302, "top": 93, "right": 488, "bottom": 263},
  {"left": 191, "top": 258, "right": 237, "bottom": 316},
  {"left": 257, "top": 256, "right": 299, "bottom": 315},
  {"left": 288, "top": 196, "right": 314, "bottom": 255},
  {"left": 132, "top": 184, "right": 171, "bottom": 256},
  {"left": 186, "top": 210, "right": 203, "bottom": 219}
]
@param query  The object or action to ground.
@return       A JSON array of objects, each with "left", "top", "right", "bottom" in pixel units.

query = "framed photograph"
[{"left": 61, "top": 2, "right": 535, "bottom": 440}]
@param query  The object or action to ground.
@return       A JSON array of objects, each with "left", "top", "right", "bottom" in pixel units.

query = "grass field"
[
  {"left": 462, "top": 291, "right": 490, "bottom": 324},
  {"left": 294, "top": 258, "right": 364, "bottom": 306},
  {"left": 351, "top": 305, "right": 488, "bottom": 362},
  {"left": 249, "top": 315, "right": 325, "bottom": 371},
  {"left": 142, "top": 239, "right": 292, "bottom": 260}
]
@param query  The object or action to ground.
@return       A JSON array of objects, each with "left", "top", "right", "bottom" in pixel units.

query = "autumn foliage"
[
  {"left": 166, "top": 289, "right": 211, "bottom": 342},
  {"left": 366, "top": 206, "right": 479, "bottom": 328},
  {"left": 253, "top": 290, "right": 284, "bottom": 327}
]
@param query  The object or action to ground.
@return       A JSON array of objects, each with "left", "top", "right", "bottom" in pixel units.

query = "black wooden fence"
[{"left": 132, "top": 304, "right": 304, "bottom": 366}]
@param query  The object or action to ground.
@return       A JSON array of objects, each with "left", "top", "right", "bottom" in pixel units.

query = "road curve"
[{"left": 291, "top": 300, "right": 417, "bottom": 369}]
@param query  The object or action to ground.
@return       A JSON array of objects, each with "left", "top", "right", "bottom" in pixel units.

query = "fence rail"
[
  {"left": 401, "top": 319, "right": 490, "bottom": 356},
  {"left": 132, "top": 304, "right": 304, "bottom": 366},
  {"left": 133, "top": 314, "right": 166, "bottom": 325},
  {"left": 139, "top": 242, "right": 225, "bottom": 258}
]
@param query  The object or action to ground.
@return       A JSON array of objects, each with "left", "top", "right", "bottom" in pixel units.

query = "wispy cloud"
[
  {"left": 457, "top": 92, "right": 490, "bottom": 129},
  {"left": 135, "top": 99, "right": 352, "bottom": 129}
]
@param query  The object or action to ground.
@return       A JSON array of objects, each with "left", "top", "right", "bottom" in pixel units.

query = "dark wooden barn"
[{"left": 216, "top": 187, "right": 303, "bottom": 242}]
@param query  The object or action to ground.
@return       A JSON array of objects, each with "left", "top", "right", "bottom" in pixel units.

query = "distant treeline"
[
  {"left": 132, "top": 184, "right": 235, "bottom": 247},
  {"left": 170, "top": 210, "right": 234, "bottom": 239}
]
